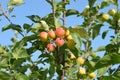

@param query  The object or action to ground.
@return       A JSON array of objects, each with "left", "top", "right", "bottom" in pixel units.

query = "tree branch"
[
  {"left": 52, "top": 0, "right": 56, "bottom": 26},
  {"left": 0, "top": 5, "right": 12, "bottom": 24}
]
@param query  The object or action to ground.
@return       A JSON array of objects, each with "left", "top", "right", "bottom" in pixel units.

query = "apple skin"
[
  {"left": 89, "top": 72, "right": 96, "bottom": 79},
  {"left": 47, "top": 43, "right": 55, "bottom": 52},
  {"left": 102, "top": 13, "right": 109, "bottom": 21},
  {"left": 66, "top": 35, "right": 73, "bottom": 40},
  {"left": 77, "top": 57, "right": 85, "bottom": 65},
  {"left": 55, "top": 27, "right": 65, "bottom": 37},
  {"left": 108, "top": 9, "right": 116, "bottom": 16},
  {"left": 55, "top": 38, "right": 64, "bottom": 47},
  {"left": 78, "top": 67, "right": 86, "bottom": 75},
  {"left": 65, "top": 29, "right": 70, "bottom": 36},
  {"left": 39, "top": 32, "right": 48, "bottom": 42},
  {"left": 48, "top": 30, "right": 56, "bottom": 39}
]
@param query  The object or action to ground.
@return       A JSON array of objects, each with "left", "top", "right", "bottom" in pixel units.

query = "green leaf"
[
  {"left": 88, "top": 0, "right": 96, "bottom": 7},
  {"left": 66, "top": 9, "right": 79, "bottom": 17},
  {"left": 71, "top": 33, "right": 82, "bottom": 51},
  {"left": 100, "top": 1, "right": 110, "bottom": 9},
  {"left": 104, "top": 0, "right": 118, "bottom": 5},
  {"left": 45, "top": 0, "right": 52, "bottom": 5},
  {"left": 8, "top": 0, "right": 25, "bottom": 6},
  {"left": 2, "top": 24, "right": 22, "bottom": 32},
  {"left": 0, "top": 71, "right": 12, "bottom": 80},
  {"left": 102, "top": 30, "right": 109, "bottom": 39},
  {"left": 0, "top": 58, "right": 9, "bottom": 68},
  {"left": 97, "top": 67, "right": 109, "bottom": 76},
  {"left": 40, "top": 20, "right": 49, "bottom": 30},
  {"left": 23, "top": 23, "right": 31, "bottom": 33},
  {"left": 70, "top": 26, "right": 88, "bottom": 39},
  {"left": 95, "top": 46, "right": 105, "bottom": 52},
  {"left": 17, "top": 74, "right": 29, "bottom": 80},
  {"left": 12, "top": 39, "right": 29, "bottom": 59},
  {"left": 54, "top": 18, "right": 62, "bottom": 28},
  {"left": 92, "top": 24, "right": 103, "bottom": 39},
  {"left": 99, "top": 76, "right": 113, "bottom": 80},
  {"left": 27, "top": 15, "right": 41, "bottom": 23},
  {"left": 95, "top": 53, "right": 120, "bottom": 70},
  {"left": 8, "top": 7, "right": 14, "bottom": 13}
]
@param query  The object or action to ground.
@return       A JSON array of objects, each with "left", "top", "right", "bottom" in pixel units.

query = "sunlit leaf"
[
  {"left": 17, "top": 74, "right": 29, "bottom": 80},
  {"left": 95, "top": 46, "right": 105, "bottom": 52},
  {"left": 8, "top": 0, "right": 25, "bottom": 6},
  {"left": 66, "top": 9, "right": 79, "bottom": 17},
  {"left": 97, "top": 67, "right": 109, "bottom": 76},
  {"left": 70, "top": 26, "right": 88, "bottom": 39}
]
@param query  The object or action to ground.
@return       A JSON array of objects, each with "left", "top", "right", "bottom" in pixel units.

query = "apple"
[
  {"left": 55, "top": 27, "right": 65, "bottom": 37},
  {"left": 108, "top": 9, "right": 116, "bottom": 16},
  {"left": 77, "top": 57, "right": 85, "bottom": 65},
  {"left": 55, "top": 38, "right": 64, "bottom": 47},
  {"left": 65, "top": 29, "right": 70, "bottom": 36},
  {"left": 47, "top": 43, "right": 55, "bottom": 52},
  {"left": 66, "top": 35, "right": 73, "bottom": 40},
  {"left": 102, "top": 13, "right": 109, "bottom": 20},
  {"left": 48, "top": 30, "right": 56, "bottom": 39},
  {"left": 89, "top": 72, "right": 96, "bottom": 79},
  {"left": 78, "top": 67, "right": 86, "bottom": 75},
  {"left": 39, "top": 32, "right": 48, "bottom": 42}
]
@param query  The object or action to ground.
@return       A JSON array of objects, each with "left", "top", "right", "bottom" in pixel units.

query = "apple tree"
[{"left": 0, "top": 0, "right": 120, "bottom": 80}]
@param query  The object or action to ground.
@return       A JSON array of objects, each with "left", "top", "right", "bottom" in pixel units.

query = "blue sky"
[
  {"left": 0, "top": 0, "right": 119, "bottom": 57},
  {"left": 0, "top": 0, "right": 120, "bottom": 79}
]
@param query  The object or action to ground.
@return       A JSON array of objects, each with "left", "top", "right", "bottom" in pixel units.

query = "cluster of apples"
[
  {"left": 39, "top": 27, "right": 72, "bottom": 52},
  {"left": 102, "top": 9, "right": 116, "bottom": 21},
  {"left": 77, "top": 57, "right": 96, "bottom": 79},
  {"left": 69, "top": 53, "right": 96, "bottom": 79}
]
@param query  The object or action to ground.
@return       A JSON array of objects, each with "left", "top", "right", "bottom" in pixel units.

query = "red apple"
[
  {"left": 55, "top": 38, "right": 64, "bottom": 47},
  {"left": 55, "top": 27, "right": 65, "bottom": 37},
  {"left": 48, "top": 30, "right": 56, "bottom": 39},
  {"left": 47, "top": 43, "right": 55, "bottom": 52},
  {"left": 39, "top": 32, "right": 48, "bottom": 42}
]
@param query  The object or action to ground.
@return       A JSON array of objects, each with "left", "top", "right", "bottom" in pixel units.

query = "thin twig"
[
  {"left": 52, "top": 0, "right": 56, "bottom": 26},
  {"left": 60, "top": 0, "right": 66, "bottom": 80},
  {"left": 62, "top": 0, "right": 66, "bottom": 26},
  {"left": 0, "top": 5, "right": 12, "bottom": 24}
]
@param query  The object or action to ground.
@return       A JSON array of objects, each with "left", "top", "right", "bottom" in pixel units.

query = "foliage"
[{"left": 0, "top": 0, "right": 120, "bottom": 80}]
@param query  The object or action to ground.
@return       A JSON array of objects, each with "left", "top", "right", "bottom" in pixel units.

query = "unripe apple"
[
  {"left": 77, "top": 57, "right": 85, "bottom": 65},
  {"left": 48, "top": 30, "right": 56, "bottom": 39},
  {"left": 55, "top": 38, "right": 64, "bottom": 47},
  {"left": 55, "top": 27, "right": 65, "bottom": 37},
  {"left": 102, "top": 13, "right": 109, "bottom": 20},
  {"left": 65, "top": 29, "right": 70, "bottom": 36},
  {"left": 78, "top": 67, "right": 86, "bottom": 75},
  {"left": 39, "top": 32, "right": 48, "bottom": 42},
  {"left": 108, "top": 9, "right": 116, "bottom": 16},
  {"left": 70, "top": 53, "right": 76, "bottom": 59},
  {"left": 66, "top": 35, "right": 73, "bottom": 40},
  {"left": 47, "top": 43, "right": 55, "bottom": 52},
  {"left": 89, "top": 72, "right": 96, "bottom": 79}
]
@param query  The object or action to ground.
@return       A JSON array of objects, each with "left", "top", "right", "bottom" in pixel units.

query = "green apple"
[
  {"left": 108, "top": 9, "right": 116, "bottom": 16},
  {"left": 102, "top": 13, "right": 109, "bottom": 20}
]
